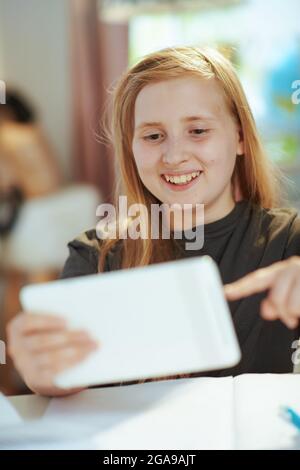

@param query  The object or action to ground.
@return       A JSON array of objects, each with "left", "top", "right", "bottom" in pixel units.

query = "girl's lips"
[{"left": 160, "top": 172, "right": 203, "bottom": 191}]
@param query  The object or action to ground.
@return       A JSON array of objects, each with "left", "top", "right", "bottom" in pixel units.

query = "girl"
[{"left": 7, "top": 46, "right": 300, "bottom": 397}]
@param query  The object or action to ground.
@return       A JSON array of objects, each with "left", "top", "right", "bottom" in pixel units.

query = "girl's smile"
[{"left": 160, "top": 169, "right": 203, "bottom": 192}]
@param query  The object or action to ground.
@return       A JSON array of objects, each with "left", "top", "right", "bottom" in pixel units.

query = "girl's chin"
[{"left": 160, "top": 195, "right": 206, "bottom": 208}]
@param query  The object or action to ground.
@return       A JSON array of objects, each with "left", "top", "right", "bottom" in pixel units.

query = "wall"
[{"left": 0, "top": 0, "right": 72, "bottom": 179}]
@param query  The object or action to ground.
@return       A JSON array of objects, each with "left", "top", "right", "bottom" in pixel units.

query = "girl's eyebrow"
[{"left": 135, "top": 114, "right": 216, "bottom": 131}]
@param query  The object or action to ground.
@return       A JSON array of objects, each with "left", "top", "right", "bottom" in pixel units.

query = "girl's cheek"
[
  {"left": 139, "top": 149, "right": 161, "bottom": 170},
  {"left": 193, "top": 139, "right": 216, "bottom": 161}
]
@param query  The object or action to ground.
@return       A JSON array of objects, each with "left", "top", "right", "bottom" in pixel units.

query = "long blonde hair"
[{"left": 98, "top": 45, "right": 282, "bottom": 272}]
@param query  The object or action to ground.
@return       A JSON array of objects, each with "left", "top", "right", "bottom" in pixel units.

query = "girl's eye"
[
  {"left": 143, "top": 129, "right": 208, "bottom": 142},
  {"left": 143, "top": 133, "right": 161, "bottom": 141},
  {"left": 191, "top": 129, "right": 208, "bottom": 135}
]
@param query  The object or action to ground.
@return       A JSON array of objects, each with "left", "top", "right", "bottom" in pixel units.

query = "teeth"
[{"left": 163, "top": 171, "right": 201, "bottom": 185}]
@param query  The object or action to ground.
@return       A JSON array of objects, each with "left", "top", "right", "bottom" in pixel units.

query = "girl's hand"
[
  {"left": 7, "top": 312, "right": 99, "bottom": 396},
  {"left": 224, "top": 256, "right": 300, "bottom": 330}
]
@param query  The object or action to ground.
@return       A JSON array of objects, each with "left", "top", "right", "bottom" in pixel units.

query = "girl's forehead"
[{"left": 134, "top": 76, "right": 227, "bottom": 122}]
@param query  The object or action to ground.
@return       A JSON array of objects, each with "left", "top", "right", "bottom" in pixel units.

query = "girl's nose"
[{"left": 162, "top": 139, "right": 189, "bottom": 166}]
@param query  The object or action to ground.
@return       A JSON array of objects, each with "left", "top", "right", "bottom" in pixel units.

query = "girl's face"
[{"left": 132, "top": 76, "right": 244, "bottom": 224}]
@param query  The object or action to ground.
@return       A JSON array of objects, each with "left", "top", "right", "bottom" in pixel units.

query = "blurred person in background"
[
  {"left": 0, "top": 90, "right": 62, "bottom": 393},
  {"left": 0, "top": 90, "right": 61, "bottom": 202},
  {"left": 0, "top": 90, "right": 99, "bottom": 394}
]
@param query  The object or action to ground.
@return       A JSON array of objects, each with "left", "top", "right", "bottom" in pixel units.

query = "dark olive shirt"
[{"left": 60, "top": 200, "right": 300, "bottom": 381}]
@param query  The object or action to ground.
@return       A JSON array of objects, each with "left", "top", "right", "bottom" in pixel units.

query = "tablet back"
[{"left": 20, "top": 255, "right": 241, "bottom": 388}]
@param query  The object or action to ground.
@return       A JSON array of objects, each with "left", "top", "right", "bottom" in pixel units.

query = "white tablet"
[{"left": 20, "top": 255, "right": 241, "bottom": 389}]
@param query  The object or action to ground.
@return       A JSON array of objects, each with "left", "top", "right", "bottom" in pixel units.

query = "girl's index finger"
[{"left": 223, "top": 264, "right": 282, "bottom": 300}]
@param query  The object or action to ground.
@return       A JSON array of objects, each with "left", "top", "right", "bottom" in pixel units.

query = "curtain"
[{"left": 69, "top": 0, "right": 129, "bottom": 203}]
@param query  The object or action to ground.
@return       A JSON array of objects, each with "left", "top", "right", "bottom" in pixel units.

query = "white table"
[{"left": 4, "top": 374, "right": 300, "bottom": 450}]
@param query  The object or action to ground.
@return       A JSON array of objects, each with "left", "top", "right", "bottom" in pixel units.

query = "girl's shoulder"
[
  {"left": 255, "top": 204, "right": 300, "bottom": 258},
  {"left": 59, "top": 229, "right": 100, "bottom": 279},
  {"left": 264, "top": 205, "right": 298, "bottom": 220},
  {"left": 249, "top": 201, "right": 299, "bottom": 230},
  {"left": 60, "top": 229, "right": 122, "bottom": 279},
  {"left": 70, "top": 228, "right": 103, "bottom": 253}
]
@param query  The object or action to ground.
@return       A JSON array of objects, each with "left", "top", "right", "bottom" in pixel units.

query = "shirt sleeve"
[{"left": 59, "top": 233, "right": 100, "bottom": 279}]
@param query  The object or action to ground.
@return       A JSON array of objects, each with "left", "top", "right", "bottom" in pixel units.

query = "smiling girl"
[{"left": 7, "top": 46, "right": 300, "bottom": 397}]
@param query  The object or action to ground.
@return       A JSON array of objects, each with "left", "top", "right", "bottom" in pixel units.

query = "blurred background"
[{"left": 0, "top": 0, "right": 299, "bottom": 394}]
